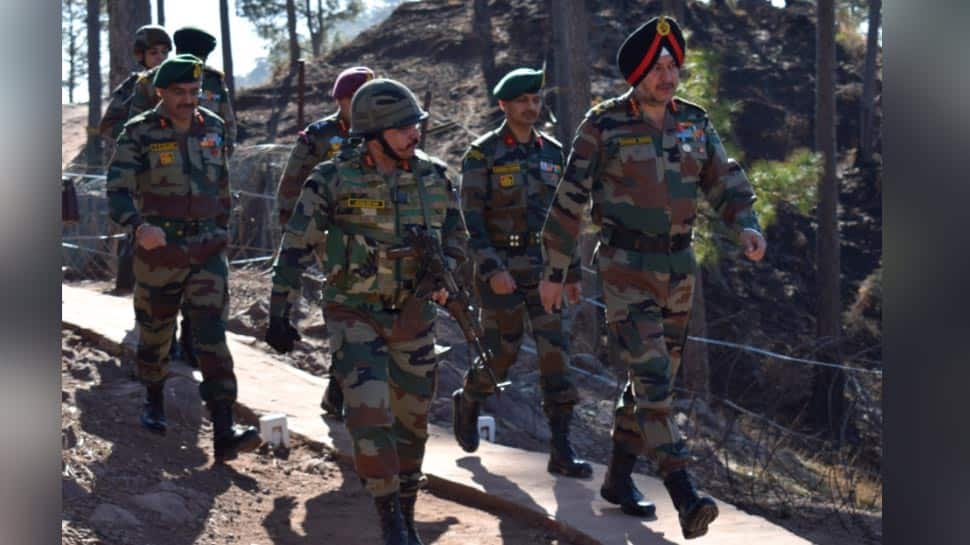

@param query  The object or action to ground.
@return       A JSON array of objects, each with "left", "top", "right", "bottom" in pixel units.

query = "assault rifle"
[{"left": 387, "top": 225, "right": 510, "bottom": 393}]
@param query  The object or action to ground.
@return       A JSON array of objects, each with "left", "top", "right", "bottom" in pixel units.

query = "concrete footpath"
[{"left": 62, "top": 284, "right": 811, "bottom": 545}]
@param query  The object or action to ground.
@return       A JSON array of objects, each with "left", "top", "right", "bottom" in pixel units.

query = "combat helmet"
[
  {"left": 133, "top": 25, "right": 172, "bottom": 56},
  {"left": 349, "top": 78, "right": 428, "bottom": 137}
]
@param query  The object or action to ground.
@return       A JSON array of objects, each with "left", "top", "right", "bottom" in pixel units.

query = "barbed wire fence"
[{"left": 62, "top": 144, "right": 293, "bottom": 282}]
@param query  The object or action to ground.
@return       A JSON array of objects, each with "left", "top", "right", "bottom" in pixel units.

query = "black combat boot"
[
  {"left": 663, "top": 469, "right": 719, "bottom": 539},
  {"left": 545, "top": 406, "right": 593, "bottom": 478},
  {"left": 399, "top": 493, "right": 424, "bottom": 545},
  {"left": 320, "top": 376, "right": 344, "bottom": 419},
  {"left": 374, "top": 492, "right": 408, "bottom": 545},
  {"left": 140, "top": 382, "right": 167, "bottom": 435},
  {"left": 452, "top": 388, "right": 481, "bottom": 453},
  {"left": 600, "top": 445, "right": 656, "bottom": 517},
  {"left": 209, "top": 401, "right": 261, "bottom": 462}
]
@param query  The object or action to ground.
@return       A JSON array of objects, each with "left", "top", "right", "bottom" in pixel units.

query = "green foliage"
[
  {"left": 747, "top": 148, "right": 821, "bottom": 227},
  {"left": 679, "top": 47, "right": 742, "bottom": 160},
  {"left": 678, "top": 47, "right": 820, "bottom": 268}
]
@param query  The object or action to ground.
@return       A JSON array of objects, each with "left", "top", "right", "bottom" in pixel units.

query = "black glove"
[{"left": 265, "top": 316, "right": 301, "bottom": 354}]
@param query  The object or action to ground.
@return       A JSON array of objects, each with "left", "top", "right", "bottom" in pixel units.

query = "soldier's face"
[
  {"left": 143, "top": 45, "right": 170, "bottom": 69},
  {"left": 500, "top": 93, "right": 542, "bottom": 127},
  {"left": 158, "top": 82, "right": 201, "bottom": 123},
  {"left": 635, "top": 55, "right": 679, "bottom": 106},
  {"left": 381, "top": 124, "right": 421, "bottom": 159}
]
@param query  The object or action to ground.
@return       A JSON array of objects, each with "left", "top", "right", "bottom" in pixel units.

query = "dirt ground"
[{"left": 60, "top": 327, "right": 578, "bottom": 545}]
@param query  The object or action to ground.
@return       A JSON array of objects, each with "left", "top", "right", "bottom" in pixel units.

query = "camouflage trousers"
[
  {"left": 463, "top": 276, "right": 578, "bottom": 408},
  {"left": 599, "top": 247, "right": 695, "bottom": 478},
  {"left": 324, "top": 298, "right": 439, "bottom": 498},
  {"left": 132, "top": 235, "right": 237, "bottom": 403}
]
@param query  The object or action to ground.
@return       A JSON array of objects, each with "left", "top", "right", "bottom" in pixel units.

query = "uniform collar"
[
  {"left": 626, "top": 91, "right": 677, "bottom": 130},
  {"left": 151, "top": 103, "right": 205, "bottom": 129},
  {"left": 499, "top": 120, "right": 543, "bottom": 149}
]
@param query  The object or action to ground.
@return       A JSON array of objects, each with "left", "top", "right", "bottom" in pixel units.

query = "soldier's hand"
[
  {"left": 741, "top": 229, "right": 767, "bottom": 262},
  {"left": 135, "top": 223, "right": 167, "bottom": 250},
  {"left": 489, "top": 271, "right": 517, "bottom": 295},
  {"left": 265, "top": 316, "right": 301, "bottom": 354},
  {"left": 430, "top": 288, "right": 449, "bottom": 306},
  {"left": 564, "top": 282, "right": 582, "bottom": 305},
  {"left": 539, "top": 279, "right": 564, "bottom": 313}
]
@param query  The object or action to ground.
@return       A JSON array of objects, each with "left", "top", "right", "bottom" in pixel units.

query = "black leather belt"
[
  {"left": 146, "top": 217, "right": 217, "bottom": 238},
  {"left": 606, "top": 228, "right": 691, "bottom": 253}
]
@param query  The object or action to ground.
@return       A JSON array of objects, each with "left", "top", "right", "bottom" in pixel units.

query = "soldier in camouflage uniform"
[
  {"left": 106, "top": 56, "right": 261, "bottom": 462},
  {"left": 451, "top": 67, "right": 592, "bottom": 479},
  {"left": 99, "top": 25, "right": 171, "bottom": 163},
  {"left": 539, "top": 17, "right": 767, "bottom": 539},
  {"left": 265, "top": 78, "right": 468, "bottom": 545},
  {"left": 129, "top": 27, "right": 238, "bottom": 367},
  {"left": 130, "top": 27, "right": 237, "bottom": 155},
  {"left": 98, "top": 25, "right": 172, "bottom": 297},
  {"left": 274, "top": 66, "right": 375, "bottom": 419}
]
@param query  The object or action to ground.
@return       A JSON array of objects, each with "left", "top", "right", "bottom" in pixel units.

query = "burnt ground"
[{"left": 60, "top": 327, "right": 581, "bottom": 545}]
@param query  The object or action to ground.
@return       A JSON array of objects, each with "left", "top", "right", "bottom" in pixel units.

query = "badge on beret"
[
  {"left": 193, "top": 64, "right": 202, "bottom": 79},
  {"left": 657, "top": 17, "right": 671, "bottom": 36}
]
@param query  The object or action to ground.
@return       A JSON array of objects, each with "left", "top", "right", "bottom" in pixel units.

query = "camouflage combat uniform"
[
  {"left": 459, "top": 121, "right": 580, "bottom": 406},
  {"left": 269, "top": 143, "right": 468, "bottom": 498},
  {"left": 99, "top": 72, "right": 143, "bottom": 160},
  {"left": 130, "top": 65, "right": 237, "bottom": 152},
  {"left": 106, "top": 104, "right": 238, "bottom": 403},
  {"left": 541, "top": 92, "right": 761, "bottom": 476},
  {"left": 276, "top": 113, "right": 351, "bottom": 225}
]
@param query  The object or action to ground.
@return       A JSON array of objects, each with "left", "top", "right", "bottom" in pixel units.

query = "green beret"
[
  {"left": 173, "top": 27, "right": 217, "bottom": 59},
  {"left": 153, "top": 54, "right": 203, "bottom": 88},
  {"left": 492, "top": 68, "right": 544, "bottom": 101}
]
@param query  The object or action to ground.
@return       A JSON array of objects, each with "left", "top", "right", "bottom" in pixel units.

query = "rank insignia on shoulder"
[
  {"left": 466, "top": 148, "right": 485, "bottom": 161},
  {"left": 499, "top": 174, "right": 516, "bottom": 188},
  {"left": 159, "top": 151, "right": 175, "bottom": 166}
]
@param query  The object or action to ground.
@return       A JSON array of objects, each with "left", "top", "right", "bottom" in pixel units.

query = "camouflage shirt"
[
  {"left": 460, "top": 121, "right": 580, "bottom": 285},
  {"left": 129, "top": 65, "right": 237, "bottom": 151},
  {"left": 106, "top": 104, "right": 230, "bottom": 230},
  {"left": 275, "top": 112, "right": 351, "bottom": 225},
  {"left": 99, "top": 71, "right": 142, "bottom": 141},
  {"left": 542, "top": 92, "right": 761, "bottom": 281},
  {"left": 270, "top": 143, "right": 469, "bottom": 316}
]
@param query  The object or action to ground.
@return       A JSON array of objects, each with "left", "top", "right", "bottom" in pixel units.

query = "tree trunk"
[
  {"left": 550, "top": 0, "right": 590, "bottom": 145},
  {"left": 472, "top": 0, "right": 497, "bottom": 104},
  {"left": 812, "top": 0, "right": 845, "bottom": 439},
  {"left": 108, "top": 0, "right": 150, "bottom": 89},
  {"left": 67, "top": 5, "right": 78, "bottom": 104},
  {"left": 286, "top": 0, "right": 300, "bottom": 69},
  {"left": 858, "top": 0, "right": 880, "bottom": 164},
  {"left": 156, "top": 0, "right": 165, "bottom": 25},
  {"left": 220, "top": 0, "right": 235, "bottom": 103},
  {"left": 304, "top": 0, "right": 322, "bottom": 58},
  {"left": 86, "top": 0, "right": 103, "bottom": 168},
  {"left": 314, "top": 0, "right": 325, "bottom": 57}
]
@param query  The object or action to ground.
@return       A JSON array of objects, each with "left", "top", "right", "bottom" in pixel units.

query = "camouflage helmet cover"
[
  {"left": 133, "top": 25, "right": 172, "bottom": 56},
  {"left": 349, "top": 78, "right": 428, "bottom": 137}
]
